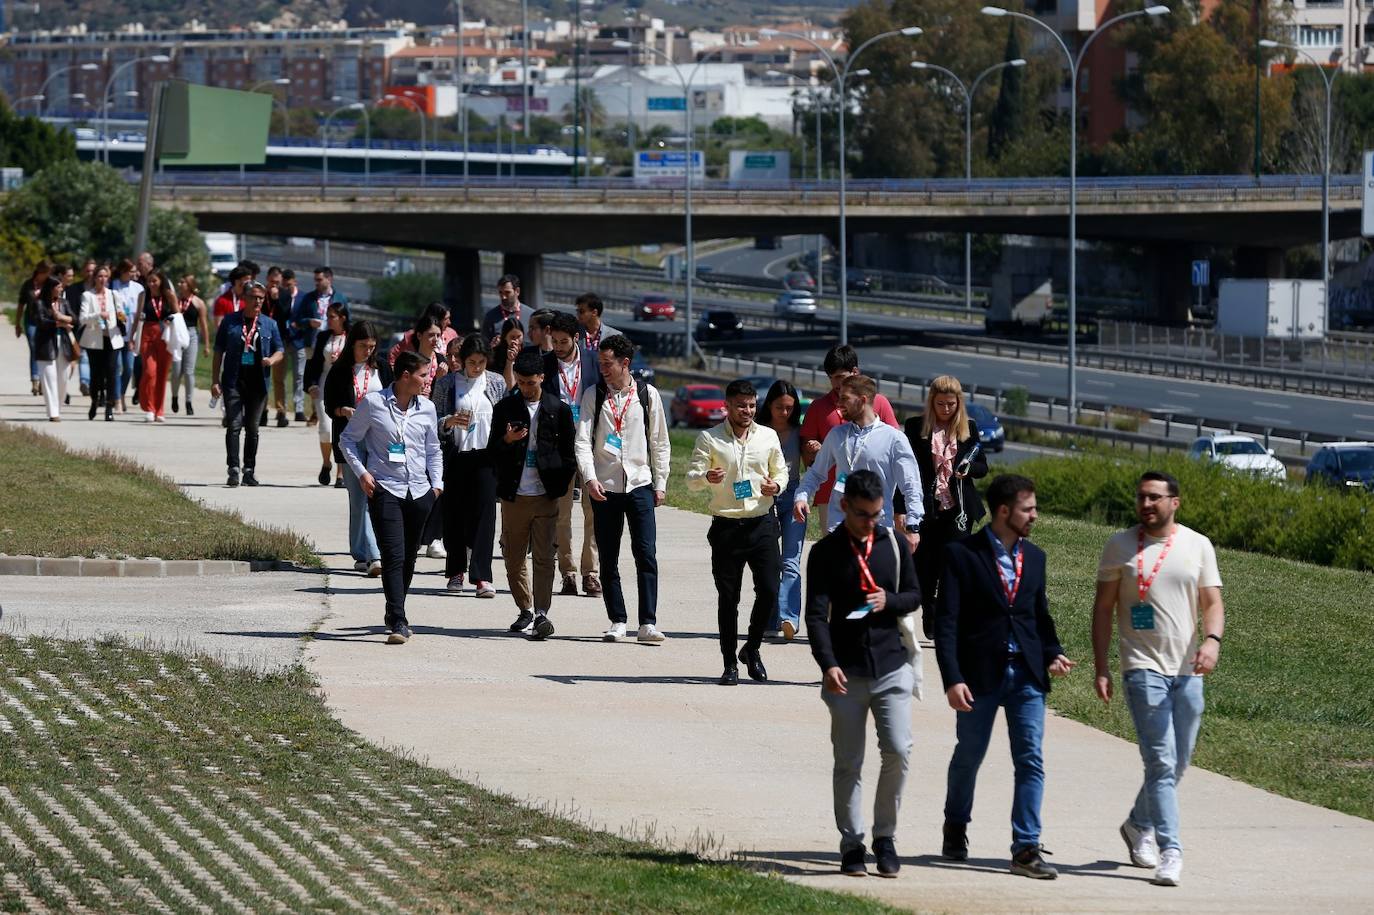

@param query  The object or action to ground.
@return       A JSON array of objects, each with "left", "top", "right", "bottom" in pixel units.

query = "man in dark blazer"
[
  {"left": 935, "top": 473, "right": 1075, "bottom": 880},
  {"left": 487, "top": 349, "right": 577, "bottom": 639}
]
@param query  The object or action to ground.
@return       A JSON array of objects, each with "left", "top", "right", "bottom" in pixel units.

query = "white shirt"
[
  {"left": 516, "top": 398, "right": 545, "bottom": 496},
  {"left": 574, "top": 381, "right": 671, "bottom": 494},
  {"left": 554, "top": 351, "right": 583, "bottom": 415},
  {"left": 451, "top": 372, "right": 495, "bottom": 452},
  {"left": 795, "top": 418, "right": 923, "bottom": 532}
]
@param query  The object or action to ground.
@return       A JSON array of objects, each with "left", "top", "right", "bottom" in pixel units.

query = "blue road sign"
[{"left": 1191, "top": 259, "right": 1210, "bottom": 287}]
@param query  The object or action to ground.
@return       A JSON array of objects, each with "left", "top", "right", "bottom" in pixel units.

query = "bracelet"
[{"left": 1205, "top": 634, "right": 1222, "bottom": 645}]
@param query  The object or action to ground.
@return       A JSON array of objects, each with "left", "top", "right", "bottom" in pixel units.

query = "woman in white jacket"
[
  {"left": 33, "top": 277, "right": 77, "bottom": 421},
  {"left": 78, "top": 264, "right": 125, "bottom": 422}
]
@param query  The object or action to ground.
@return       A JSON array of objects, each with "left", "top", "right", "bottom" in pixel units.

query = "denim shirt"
[
  {"left": 987, "top": 526, "right": 1023, "bottom": 654},
  {"left": 340, "top": 386, "right": 443, "bottom": 500}
]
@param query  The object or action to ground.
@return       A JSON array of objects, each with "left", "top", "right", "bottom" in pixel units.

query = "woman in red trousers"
[{"left": 133, "top": 268, "right": 181, "bottom": 422}]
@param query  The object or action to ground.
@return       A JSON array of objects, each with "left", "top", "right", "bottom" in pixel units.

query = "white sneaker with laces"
[
  {"left": 603, "top": 622, "right": 627, "bottom": 642},
  {"left": 637, "top": 624, "right": 666, "bottom": 644},
  {"left": 1152, "top": 848, "right": 1182, "bottom": 886},
  {"left": 1120, "top": 818, "right": 1159, "bottom": 868},
  {"left": 367, "top": 560, "right": 382, "bottom": 577},
  {"left": 426, "top": 540, "right": 447, "bottom": 559}
]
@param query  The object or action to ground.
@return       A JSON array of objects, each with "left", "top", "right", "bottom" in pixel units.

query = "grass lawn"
[
  {"left": 0, "top": 422, "right": 318, "bottom": 565},
  {"left": 665, "top": 430, "right": 1374, "bottom": 822},
  {"left": 0, "top": 634, "right": 900, "bottom": 914}
]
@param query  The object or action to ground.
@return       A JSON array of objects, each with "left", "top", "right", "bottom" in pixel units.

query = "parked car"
[
  {"left": 630, "top": 351, "right": 656, "bottom": 386},
  {"left": 633, "top": 292, "right": 677, "bottom": 322},
  {"left": 1305, "top": 442, "right": 1374, "bottom": 491},
  {"left": 1188, "top": 434, "right": 1286, "bottom": 481},
  {"left": 783, "top": 270, "right": 816, "bottom": 292},
  {"left": 966, "top": 403, "right": 1006, "bottom": 453},
  {"left": 737, "top": 375, "right": 812, "bottom": 413},
  {"left": 754, "top": 235, "right": 779, "bottom": 250},
  {"left": 775, "top": 290, "right": 818, "bottom": 318},
  {"left": 670, "top": 384, "right": 727, "bottom": 428},
  {"left": 846, "top": 269, "right": 874, "bottom": 294},
  {"left": 697, "top": 309, "right": 744, "bottom": 340}
]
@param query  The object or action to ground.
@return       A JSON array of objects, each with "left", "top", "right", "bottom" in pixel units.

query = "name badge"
[
  {"left": 240, "top": 351, "right": 255, "bottom": 366},
  {"left": 387, "top": 442, "right": 406, "bottom": 463},
  {"left": 834, "top": 471, "right": 848, "bottom": 494},
  {"left": 1130, "top": 602, "right": 1156, "bottom": 631},
  {"left": 525, "top": 449, "right": 537, "bottom": 468},
  {"left": 604, "top": 432, "right": 623, "bottom": 456},
  {"left": 732, "top": 479, "right": 754, "bottom": 501},
  {"left": 570, "top": 404, "right": 580, "bottom": 423},
  {"left": 845, "top": 603, "right": 873, "bottom": 621}
]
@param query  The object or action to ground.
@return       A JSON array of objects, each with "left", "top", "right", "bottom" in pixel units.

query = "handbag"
[
  {"left": 887, "top": 528, "right": 924, "bottom": 701},
  {"left": 65, "top": 329, "right": 81, "bottom": 361}
]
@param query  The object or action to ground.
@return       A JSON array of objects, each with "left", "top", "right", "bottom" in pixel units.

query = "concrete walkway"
[{"left": 3, "top": 327, "right": 1372, "bottom": 913}]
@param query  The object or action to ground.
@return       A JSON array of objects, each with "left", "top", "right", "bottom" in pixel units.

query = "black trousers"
[
  {"left": 87, "top": 340, "right": 118, "bottom": 413},
  {"left": 369, "top": 487, "right": 436, "bottom": 629},
  {"left": 708, "top": 513, "right": 781, "bottom": 667},
  {"left": 592, "top": 486, "right": 658, "bottom": 626},
  {"left": 916, "top": 507, "right": 965, "bottom": 638},
  {"left": 442, "top": 448, "right": 497, "bottom": 582},
  {"left": 224, "top": 381, "right": 268, "bottom": 472}
]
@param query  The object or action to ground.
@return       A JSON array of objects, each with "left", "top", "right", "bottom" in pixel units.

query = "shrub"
[
  {"left": 368, "top": 272, "right": 443, "bottom": 313},
  {"left": 1002, "top": 385, "right": 1030, "bottom": 417},
  {"left": 1009, "top": 452, "right": 1374, "bottom": 571}
]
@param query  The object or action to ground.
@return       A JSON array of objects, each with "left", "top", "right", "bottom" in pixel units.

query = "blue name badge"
[
  {"left": 525, "top": 449, "right": 537, "bottom": 468},
  {"left": 732, "top": 479, "right": 754, "bottom": 500},
  {"left": 570, "top": 404, "right": 580, "bottom": 423},
  {"left": 387, "top": 441, "right": 406, "bottom": 464},
  {"left": 845, "top": 603, "right": 873, "bottom": 621},
  {"left": 834, "top": 471, "right": 848, "bottom": 494},
  {"left": 1130, "top": 602, "right": 1156, "bottom": 631},
  {"left": 240, "top": 350, "right": 255, "bottom": 365},
  {"left": 604, "top": 431, "right": 623, "bottom": 456}
]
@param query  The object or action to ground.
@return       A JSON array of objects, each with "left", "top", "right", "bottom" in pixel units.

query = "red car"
[
  {"left": 670, "top": 384, "right": 727, "bottom": 428},
  {"left": 633, "top": 292, "right": 677, "bottom": 321}
]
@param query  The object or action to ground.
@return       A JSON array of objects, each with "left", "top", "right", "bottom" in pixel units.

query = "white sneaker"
[
  {"left": 426, "top": 540, "right": 447, "bottom": 559},
  {"left": 143, "top": 412, "right": 155, "bottom": 423},
  {"left": 636, "top": 624, "right": 666, "bottom": 644},
  {"left": 367, "top": 560, "right": 382, "bottom": 578},
  {"left": 1120, "top": 818, "right": 1159, "bottom": 868},
  {"left": 1152, "top": 848, "right": 1181, "bottom": 886},
  {"left": 602, "top": 622, "right": 627, "bottom": 642},
  {"left": 353, "top": 560, "right": 368, "bottom": 573}
]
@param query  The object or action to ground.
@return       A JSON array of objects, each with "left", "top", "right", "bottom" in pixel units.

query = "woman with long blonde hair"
[{"left": 898, "top": 375, "right": 989, "bottom": 637}]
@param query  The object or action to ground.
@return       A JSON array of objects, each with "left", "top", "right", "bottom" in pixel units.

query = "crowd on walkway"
[{"left": 12, "top": 255, "right": 1227, "bottom": 891}]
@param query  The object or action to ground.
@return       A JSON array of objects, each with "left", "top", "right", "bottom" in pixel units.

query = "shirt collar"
[{"left": 986, "top": 525, "right": 1021, "bottom": 557}]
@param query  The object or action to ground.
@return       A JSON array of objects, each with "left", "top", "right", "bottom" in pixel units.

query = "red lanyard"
[
  {"left": 607, "top": 382, "right": 636, "bottom": 434},
  {"left": 1136, "top": 527, "right": 1176, "bottom": 603},
  {"left": 997, "top": 540, "right": 1024, "bottom": 605},
  {"left": 241, "top": 315, "right": 259, "bottom": 350},
  {"left": 150, "top": 297, "right": 163, "bottom": 321},
  {"left": 587, "top": 328, "right": 601, "bottom": 351},
  {"left": 558, "top": 356, "right": 581, "bottom": 403},
  {"left": 850, "top": 533, "right": 878, "bottom": 593},
  {"left": 353, "top": 365, "right": 371, "bottom": 402}
]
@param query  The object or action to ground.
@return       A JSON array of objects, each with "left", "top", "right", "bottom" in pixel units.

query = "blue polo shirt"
[{"left": 215, "top": 311, "right": 283, "bottom": 390}]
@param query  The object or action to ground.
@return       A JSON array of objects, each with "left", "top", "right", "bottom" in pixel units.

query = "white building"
[{"left": 1280, "top": 0, "right": 1373, "bottom": 68}]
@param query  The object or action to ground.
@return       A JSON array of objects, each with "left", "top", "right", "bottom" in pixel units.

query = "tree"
[
  {"left": 3, "top": 160, "right": 208, "bottom": 278},
  {"left": 987, "top": 24, "right": 1027, "bottom": 161},
  {"left": 368, "top": 272, "right": 443, "bottom": 313},
  {"left": 0, "top": 99, "right": 77, "bottom": 175}
]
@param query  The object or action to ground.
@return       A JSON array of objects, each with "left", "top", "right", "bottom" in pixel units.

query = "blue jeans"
[
  {"left": 771, "top": 481, "right": 806, "bottom": 630},
  {"left": 343, "top": 463, "right": 380, "bottom": 563},
  {"left": 591, "top": 485, "right": 658, "bottom": 626},
  {"left": 79, "top": 348, "right": 91, "bottom": 386},
  {"left": 116, "top": 346, "right": 135, "bottom": 399},
  {"left": 1123, "top": 670, "right": 1205, "bottom": 853},
  {"left": 24, "top": 324, "right": 38, "bottom": 381},
  {"left": 944, "top": 657, "right": 1047, "bottom": 853}
]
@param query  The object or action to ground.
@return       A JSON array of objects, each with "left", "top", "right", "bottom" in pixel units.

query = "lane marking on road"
[
  {"left": 946, "top": 360, "right": 972, "bottom": 368},
  {"left": 1167, "top": 390, "right": 1201, "bottom": 398},
  {"left": 1252, "top": 416, "right": 1292, "bottom": 427},
  {"left": 1011, "top": 370, "right": 1038, "bottom": 377},
  {"left": 1357, "top": 429, "right": 1374, "bottom": 437},
  {"left": 1253, "top": 401, "right": 1292, "bottom": 410},
  {"left": 1354, "top": 413, "right": 1374, "bottom": 421},
  {"left": 1083, "top": 379, "right": 1115, "bottom": 386}
]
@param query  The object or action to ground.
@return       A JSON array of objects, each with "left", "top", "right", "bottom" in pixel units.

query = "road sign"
[
  {"left": 647, "top": 96, "right": 686, "bottom": 111},
  {"left": 1364, "top": 151, "right": 1374, "bottom": 237},
  {"left": 1191, "top": 259, "right": 1210, "bottom": 287},
  {"left": 633, "top": 150, "right": 704, "bottom": 186},
  {"left": 728, "top": 150, "right": 790, "bottom": 183}
]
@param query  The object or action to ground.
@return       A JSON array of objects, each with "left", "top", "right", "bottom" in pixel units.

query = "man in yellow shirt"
[{"left": 688, "top": 379, "right": 790, "bottom": 685}]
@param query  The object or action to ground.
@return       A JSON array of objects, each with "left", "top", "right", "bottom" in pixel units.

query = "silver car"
[{"left": 775, "top": 290, "right": 817, "bottom": 317}]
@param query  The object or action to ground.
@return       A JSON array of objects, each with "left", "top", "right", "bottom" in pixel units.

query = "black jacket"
[
  {"left": 805, "top": 525, "right": 922, "bottom": 679},
  {"left": 486, "top": 390, "right": 576, "bottom": 502},
  {"left": 934, "top": 531, "right": 1064, "bottom": 696},
  {"left": 322, "top": 359, "right": 394, "bottom": 454},
  {"left": 894, "top": 417, "right": 988, "bottom": 522}
]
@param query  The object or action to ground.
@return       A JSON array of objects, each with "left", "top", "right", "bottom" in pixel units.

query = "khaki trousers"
[
  {"left": 501, "top": 494, "right": 560, "bottom": 612},
  {"left": 555, "top": 471, "right": 598, "bottom": 577}
]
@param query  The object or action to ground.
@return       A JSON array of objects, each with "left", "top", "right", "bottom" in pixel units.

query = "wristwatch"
[{"left": 904, "top": 521, "right": 921, "bottom": 534}]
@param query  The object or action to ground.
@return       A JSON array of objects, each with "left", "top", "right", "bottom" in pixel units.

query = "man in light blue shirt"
[
  {"left": 795, "top": 374, "right": 923, "bottom": 548},
  {"left": 341, "top": 350, "right": 444, "bottom": 644}
]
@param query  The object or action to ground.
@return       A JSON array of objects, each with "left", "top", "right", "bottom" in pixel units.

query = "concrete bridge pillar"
[
  {"left": 501, "top": 253, "right": 545, "bottom": 310},
  {"left": 1235, "top": 245, "right": 1286, "bottom": 279},
  {"left": 443, "top": 248, "right": 483, "bottom": 333},
  {"left": 1146, "top": 243, "right": 1196, "bottom": 323}
]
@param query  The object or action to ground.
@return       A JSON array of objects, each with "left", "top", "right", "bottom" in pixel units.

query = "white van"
[{"left": 203, "top": 232, "right": 238, "bottom": 278}]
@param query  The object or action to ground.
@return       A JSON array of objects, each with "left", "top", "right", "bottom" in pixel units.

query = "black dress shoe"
[
  {"left": 227, "top": 470, "right": 240, "bottom": 487},
  {"left": 718, "top": 666, "right": 739, "bottom": 686},
  {"left": 276, "top": 412, "right": 290, "bottom": 428},
  {"left": 840, "top": 845, "right": 867, "bottom": 877},
  {"left": 104, "top": 408, "right": 114, "bottom": 422},
  {"left": 942, "top": 821, "right": 969, "bottom": 861},
  {"left": 171, "top": 395, "right": 179, "bottom": 413},
  {"left": 89, "top": 403, "right": 97, "bottom": 421},
  {"left": 295, "top": 411, "right": 308, "bottom": 423},
  {"left": 241, "top": 471, "right": 259, "bottom": 487},
  {"left": 873, "top": 837, "right": 900, "bottom": 877},
  {"left": 738, "top": 645, "right": 768, "bottom": 682}
]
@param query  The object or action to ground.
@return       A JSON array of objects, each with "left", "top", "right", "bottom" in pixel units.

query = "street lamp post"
[
  {"left": 37, "top": 62, "right": 100, "bottom": 119},
  {"left": 910, "top": 57, "right": 1027, "bottom": 314},
  {"left": 322, "top": 102, "right": 369, "bottom": 190},
  {"left": 981, "top": 4, "right": 1168, "bottom": 419},
  {"left": 383, "top": 92, "right": 429, "bottom": 184},
  {"left": 101, "top": 53, "right": 172, "bottom": 164},
  {"left": 768, "top": 67, "right": 826, "bottom": 296},
  {"left": 1259, "top": 39, "right": 1331, "bottom": 307},
  {"left": 763, "top": 26, "right": 924, "bottom": 345},
  {"left": 18, "top": 95, "right": 44, "bottom": 113},
  {"left": 451, "top": 0, "right": 469, "bottom": 181},
  {"left": 612, "top": 40, "right": 728, "bottom": 362},
  {"left": 521, "top": 0, "right": 531, "bottom": 137}
]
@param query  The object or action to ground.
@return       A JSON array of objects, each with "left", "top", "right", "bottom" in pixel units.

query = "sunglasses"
[{"left": 848, "top": 507, "right": 883, "bottom": 521}]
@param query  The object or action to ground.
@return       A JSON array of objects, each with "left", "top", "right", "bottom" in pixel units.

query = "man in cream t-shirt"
[{"left": 1091, "top": 471, "right": 1225, "bottom": 889}]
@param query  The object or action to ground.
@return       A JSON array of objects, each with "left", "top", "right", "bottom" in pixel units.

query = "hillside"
[{"left": 14, "top": 0, "right": 859, "bottom": 31}]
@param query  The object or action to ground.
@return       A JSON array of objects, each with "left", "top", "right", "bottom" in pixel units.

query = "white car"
[
  {"left": 775, "top": 290, "right": 817, "bottom": 317},
  {"left": 1188, "top": 434, "right": 1286, "bottom": 480}
]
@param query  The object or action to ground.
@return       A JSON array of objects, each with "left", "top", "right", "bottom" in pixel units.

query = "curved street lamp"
[
  {"left": 37, "top": 62, "right": 100, "bottom": 119},
  {"left": 981, "top": 4, "right": 1168, "bottom": 419},
  {"left": 101, "top": 53, "right": 171, "bottom": 164},
  {"left": 910, "top": 57, "right": 1027, "bottom": 313},
  {"left": 1260, "top": 38, "right": 1331, "bottom": 310},
  {"left": 762, "top": 25, "right": 924, "bottom": 344}
]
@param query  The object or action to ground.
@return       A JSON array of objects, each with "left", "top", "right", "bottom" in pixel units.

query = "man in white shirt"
[
  {"left": 1092, "top": 471, "right": 1225, "bottom": 888},
  {"left": 687, "top": 379, "right": 789, "bottom": 685},
  {"left": 544, "top": 312, "right": 600, "bottom": 597},
  {"left": 574, "top": 334, "right": 671, "bottom": 644},
  {"left": 795, "top": 375, "right": 923, "bottom": 549}
]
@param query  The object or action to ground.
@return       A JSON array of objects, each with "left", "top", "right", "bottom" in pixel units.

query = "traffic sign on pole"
[
  {"left": 1363, "top": 151, "right": 1374, "bottom": 237},
  {"left": 1191, "top": 259, "right": 1210, "bottom": 288}
]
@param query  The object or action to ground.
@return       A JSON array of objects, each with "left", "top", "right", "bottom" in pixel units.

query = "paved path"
[{"left": 3, "top": 328, "right": 1372, "bottom": 913}]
